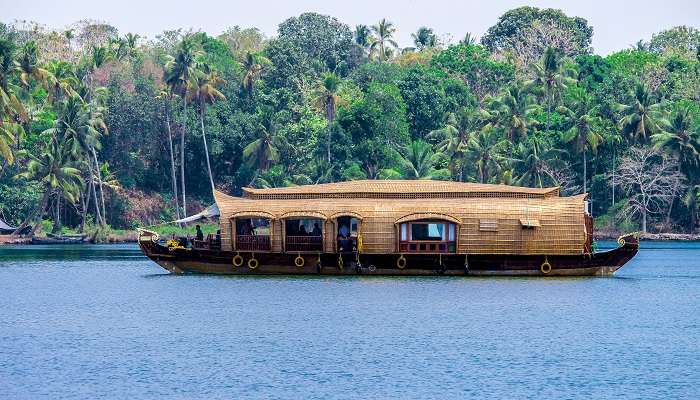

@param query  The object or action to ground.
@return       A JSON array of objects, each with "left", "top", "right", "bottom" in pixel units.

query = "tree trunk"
[
  {"left": 52, "top": 195, "right": 62, "bottom": 234},
  {"left": 85, "top": 158, "right": 103, "bottom": 226},
  {"left": 664, "top": 164, "right": 681, "bottom": 230},
  {"left": 165, "top": 105, "right": 181, "bottom": 221},
  {"left": 612, "top": 149, "right": 616, "bottom": 206},
  {"left": 642, "top": 208, "right": 647, "bottom": 234},
  {"left": 92, "top": 148, "right": 106, "bottom": 226},
  {"left": 583, "top": 150, "right": 587, "bottom": 194},
  {"left": 79, "top": 189, "right": 88, "bottom": 233},
  {"left": 199, "top": 106, "right": 215, "bottom": 193},
  {"left": 180, "top": 97, "right": 187, "bottom": 217}
]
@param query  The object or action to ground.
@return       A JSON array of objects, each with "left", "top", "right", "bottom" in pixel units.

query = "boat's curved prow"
[{"left": 589, "top": 232, "right": 640, "bottom": 275}]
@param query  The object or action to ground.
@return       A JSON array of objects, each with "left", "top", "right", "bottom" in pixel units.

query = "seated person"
[
  {"left": 311, "top": 222, "right": 322, "bottom": 237},
  {"left": 298, "top": 225, "right": 308, "bottom": 236}
]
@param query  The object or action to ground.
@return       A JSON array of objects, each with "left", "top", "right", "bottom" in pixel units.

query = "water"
[{"left": 1, "top": 242, "right": 699, "bottom": 399}]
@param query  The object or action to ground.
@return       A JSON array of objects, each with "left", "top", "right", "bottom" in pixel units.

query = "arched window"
[
  {"left": 232, "top": 212, "right": 274, "bottom": 251},
  {"left": 282, "top": 212, "right": 326, "bottom": 252}
]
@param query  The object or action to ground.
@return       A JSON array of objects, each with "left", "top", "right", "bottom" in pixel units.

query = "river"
[{"left": 1, "top": 242, "right": 699, "bottom": 399}]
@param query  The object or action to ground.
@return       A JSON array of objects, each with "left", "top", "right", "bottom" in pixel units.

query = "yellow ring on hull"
[
  {"left": 397, "top": 255, "right": 407, "bottom": 269},
  {"left": 294, "top": 255, "right": 305, "bottom": 267},
  {"left": 232, "top": 254, "right": 243, "bottom": 267},
  {"left": 248, "top": 257, "right": 259, "bottom": 269},
  {"left": 540, "top": 258, "right": 552, "bottom": 274}
]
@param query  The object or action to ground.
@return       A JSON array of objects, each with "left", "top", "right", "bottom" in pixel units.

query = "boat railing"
[
  {"left": 236, "top": 234, "right": 271, "bottom": 251},
  {"left": 399, "top": 240, "right": 456, "bottom": 253},
  {"left": 194, "top": 234, "right": 222, "bottom": 251},
  {"left": 286, "top": 235, "right": 323, "bottom": 252}
]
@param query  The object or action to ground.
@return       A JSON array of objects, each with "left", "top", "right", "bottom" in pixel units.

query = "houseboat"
[{"left": 138, "top": 180, "right": 639, "bottom": 276}]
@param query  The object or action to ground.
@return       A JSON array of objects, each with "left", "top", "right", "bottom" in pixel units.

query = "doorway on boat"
[
  {"left": 399, "top": 219, "right": 456, "bottom": 253},
  {"left": 235, "top": 217, "right": 271, "bottom": 251},
  {"left": 285, "top": 218, "right": 323, "bottom": 252},
  {"left": 335, "top": 216, "right": 360, "bottom": 253}
]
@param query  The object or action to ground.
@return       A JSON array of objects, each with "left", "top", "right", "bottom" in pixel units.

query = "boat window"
[
  {"left": 399, "top": 220, "right": 457, "bottom": 253},
  {"left": 235, "top": 218, "right": 271, "bottom": 251},
  {"left": 285, "top": 218, "right": 323, "bottom": 252}
]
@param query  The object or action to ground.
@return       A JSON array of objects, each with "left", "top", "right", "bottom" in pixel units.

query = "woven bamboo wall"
[{"left": 213, "top": 182, "right": 587, "bottom": 256}]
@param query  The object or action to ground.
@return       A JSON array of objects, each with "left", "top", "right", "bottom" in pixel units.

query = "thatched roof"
[{"left": 242, "top": 180, "right": 559, "bottom": 200}]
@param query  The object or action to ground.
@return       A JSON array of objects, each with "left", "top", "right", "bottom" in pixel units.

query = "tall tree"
[
  {"left": 411, "top": 27, "right": 438, "bottom": 50},
  {"left": 188, "top": 65, "right": 226, "bottom": 193},
  {"left": 370, "top": 19, "right": 398, "bottom": 62},
  {"left": 400, "top": 140, "right": 437, "bottom": 179},
  {"left": 241, "top": 52, "right": 268, "bottom": 99},
  {"left": 527, "top": 46, "right": 575, "bottom": 129},
  {"left": 558, "top": 87, "right": 603, "bottom": 194},
  {"left": 467, "top": 128, "right": 508, "bottom": 184},
  {"left": 313, "top": 72, "right": 344, "bottom": 163},
  {"left": 618, "top": 83, "right": 663, "bottom": 144},
  {"left": 488, "top": 81, "right": 539, "bottom": 142},
  {"left": 164, "top": 36, "right": 200, "bottom": 216},
  {"left": 428, "top": 108, "right": 482, "bottom": 181}
]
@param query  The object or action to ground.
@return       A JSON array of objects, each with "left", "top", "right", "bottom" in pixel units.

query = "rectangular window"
[
  {"left": 448, "top": 223, "right": 455, "bottom": 241},
  {"left": 401, "top": 223, "right": 407, "bottom": 241},
  {"left": 479, "top": 219, "right": 498, "bottom": 232},
  {"left": 411, "top": 223, "right": 445, "bottom": 241}
]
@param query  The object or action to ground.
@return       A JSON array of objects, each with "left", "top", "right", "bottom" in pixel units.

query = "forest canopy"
[{"left": 1, "top": 9, "right": 700, "bottom": 237}]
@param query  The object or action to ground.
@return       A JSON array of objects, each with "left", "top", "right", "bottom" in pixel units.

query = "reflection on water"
[{"left": 1, "top": 241, "right": 699, "bottom": 399}]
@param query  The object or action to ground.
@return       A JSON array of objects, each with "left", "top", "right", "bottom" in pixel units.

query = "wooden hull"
[{"left": 138, "top": 233, "right": 639, "bottom": 277}]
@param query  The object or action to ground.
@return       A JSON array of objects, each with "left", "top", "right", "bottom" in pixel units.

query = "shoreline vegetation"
[{"left": 1, "top": 8, "right": 700, "bottom": 244}]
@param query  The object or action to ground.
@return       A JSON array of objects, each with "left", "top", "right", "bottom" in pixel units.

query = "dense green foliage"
[{"left": 1, "top": 11, "right": 700, "bottom": 236}]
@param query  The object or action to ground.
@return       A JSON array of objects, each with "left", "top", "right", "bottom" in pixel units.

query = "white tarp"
[{"left": 173, "top": 203, "right": 220, "bottom": 224}]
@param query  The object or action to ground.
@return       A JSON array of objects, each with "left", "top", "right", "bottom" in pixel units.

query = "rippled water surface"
[{"left": 1, "top": 242, "right": 699, "bottom": 399}]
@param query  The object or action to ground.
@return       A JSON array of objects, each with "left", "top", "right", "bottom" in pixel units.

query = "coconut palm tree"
[
  {"left": 313, "top": 72, "right": 345, "bottom": 163},
  {"left": 400, "top": 140, "right": 438, "bottom": 179},
  {"left": 527, "top": 46, "right": 575, "bottom": 129},
  {"left": 48, "top": 95, "right": 108, "bottom": 226},
  {"left": 558, "top": 87, "right": 604, "bottom": 194},
  {"left": 467, "top": 128, "right": 509, "bottom": 184},
  {"left": 618, "top": 83, "right": 663, "bottom": 144},
  {"left": 354, "top": 25, "right": 372, "bottom": 52},
  {"left": 513, "top": 135, "right": 559, "bottom": 188},
  {"left": 411, "top": 27, "right": 438, "bottom": 50},
  {"left": 164, "top": 36, "right": 200, "bottom": 216},
  {"left": 652, "top": 104, "right": 700, "bottom": 227},
  {"left": 241, "top": 51, "right": 269, "bottom": 99},
  {"left": 14, "top": 137, "right": 82, "bottom": 235},
  {"left": 45, "top": 60, "right": 79, "bottom": 102},
  {"left": 243, "top": 122, "right": 287, "bottom": 185},
  {"left": 652, "top": 104, "right": 700, "bottom": 179},
  {"left": 370, "top": 19, "right": 398, "bottom": 62},
  {"left": 428, "top": 108, "right": 483, "bottom": 181},
  {"left": 488, "top": 82, "right": 539, "bottom": 142},
  {"left": 0, "top": 38, "right": 26, "bottom": 166},
  {"left": 188, "top": 65, "right": 226, "bottom": 192},
  {"left": 16, "top": 41, "right": 51, "bottom": 89},
  {"left": 460, "top": 33, "right": 476, "bottom": 46},
  {"left": 156, "top": 88, "right": 181, "bottom": 221}
]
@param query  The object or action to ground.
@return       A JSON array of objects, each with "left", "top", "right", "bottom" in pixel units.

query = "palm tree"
[
  {"left": 0, "top": 38, "right": 26, "bottom": 166},
  {"left": 460, "top": 33, "right": 476, "bottom": 46},
  {"left": 618, "top": 83, "right": 663, "bottom": 144},
  {"left": 652, "top": 104, "right": 700, "bottom": 227},
  {"left": 125, "top": 33, "right": 140, "bottom": 56},
  {"left": 45, "top": 60, "right": 79, "bottom": 102},
  {"left": 427, "top": 108, "right": 483, "bottom": 180},
  {"left": 16, "top": 41, "right": 51, "bottom": 89},
  {"left": 49, "top": 95, "right": 108, "bottom": 226},
  {"left": 467, "top": 128, "right": 508, "bottom": 184},
  {"left": 156, "top": 88, "right": 181, "bottom": 221},
  {"left": 527, "top": 46, "right": 575, "bottom": 130},
  {"left": 243, "top": 122, "right": 287, "bottom": 185},
  {"left": 411, "top": 27, "right": 438, "bottom": 50},
  {"left": 514, "top": 135, "right": 559, "bottom": 188},
  {"left": 558, "top": 87, "right": 604, "bottom": 194},
  {"left": 164, "top": 36, "right": 200, "bottom": 216},
  {"left": 370, "top": 19, "right": 398, "bottom": 62},
  {"left": 354, "top": 25, "right": 372, "bottom": 52},
  {"left": 188, "top": 65, "right": 226, "bottom": 193},
  {"left": 241, "top": 51, "right": 268, "bottom": 99},
  {"left": 652, "top": 104, "right": 700, "bottom": 178},
  {"left": 488, "top": 82, "right": 539, "bottom": 142},
  {"left": 313, "top": 72, "right": 345, "bottom": 163},
  {"left": 400, "top": 140, "right": 437, "bottom": 179},
  {"left": 14, "top": 137, "right": 82, "bottom": 235}
]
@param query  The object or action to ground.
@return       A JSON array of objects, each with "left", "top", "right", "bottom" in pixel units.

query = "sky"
[{"left": 2, "top": 0, "right": 699, "bottom": 55}]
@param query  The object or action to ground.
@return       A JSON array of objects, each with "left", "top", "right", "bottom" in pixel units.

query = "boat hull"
[{"left": 138, "top": 233, "right": 639, "bottom": 277}]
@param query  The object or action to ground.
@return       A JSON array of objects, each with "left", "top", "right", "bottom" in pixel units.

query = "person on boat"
[
  {"left": 311, "top": 222, "right": 322, "bottom": 236},
  {"left": 195, "top": 225, "right": 204, "bottom": 241},
  {"left": 299, "top": 225, "right": 308, "bottom": 236},
  {"left": 215, "top": 230, "right": 221, "bottom": 243},
  {"left": 338, "top": 224, "right": 352, "bottom": 251}
]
